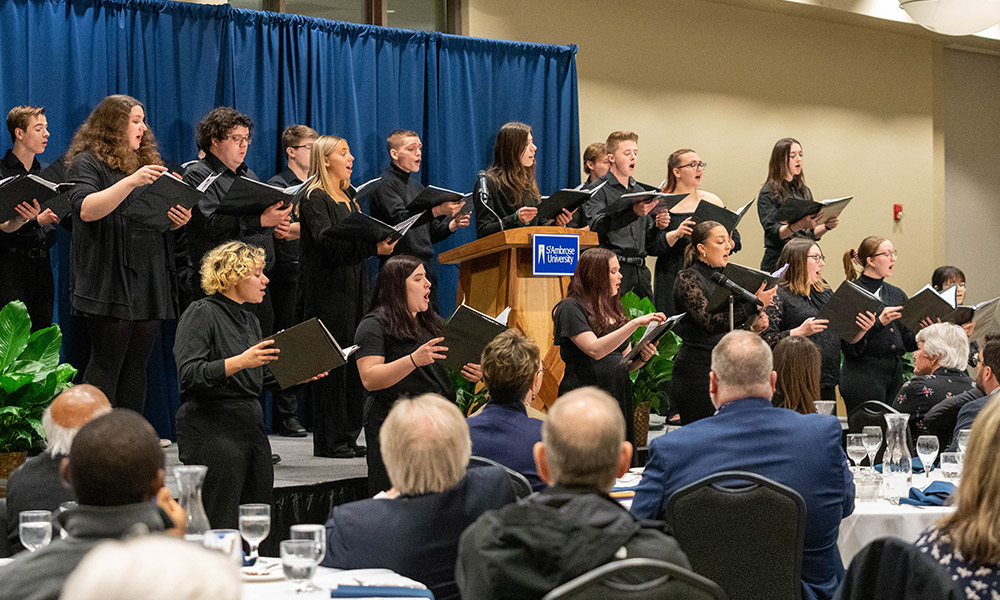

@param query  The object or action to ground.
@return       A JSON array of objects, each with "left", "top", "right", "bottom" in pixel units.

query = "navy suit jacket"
[
  {"left": 322, "top": 465, "right": 516, "bottom": 600},
  {"left": 467, "top": 403, "right": 544, "bottom": 491},
  {"left": 631, "top": 397, "right": 854, "bottom": 600},
  {"left": 948, "top": 388, "right": 1000, "bottom": 451}
]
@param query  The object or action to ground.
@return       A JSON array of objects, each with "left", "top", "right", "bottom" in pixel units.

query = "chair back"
[
  {"left": 835, "top": 537, "right": 962, "bottom": 600},
  {"left": 468, "top": 455, "right": 533, "bottom": 499},
  {"left": 665, "top": 471, "right": 805, "bottom": 600},
  {"left": 541, "top": 558, "right": 727, "bottom": 600},
  {"left": 847, "top": 401, "right": 913, "bottom": 463}
]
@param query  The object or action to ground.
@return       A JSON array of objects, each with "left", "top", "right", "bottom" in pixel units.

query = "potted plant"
[
  {"left": 449, "top": 369, "right": 488, "bottom": 417},
  {"left": 0, "top": 300, "right": 77, "bottom": 486},
  {"left": 622, "top": 292, "right": 682, "bottom": 447}
]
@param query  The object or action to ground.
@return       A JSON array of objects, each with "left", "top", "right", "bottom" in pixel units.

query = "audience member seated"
[
  {"left": 916, "top": 392, "right": 1000, "bottom": 599},
  {"left": 0, "top": 410, "right": 185, "bottom": 600},
  {"left": 321, "top": 393, "right": 516, "bottom": 600},
  {"left": 466, "top": 329, "right": 544, "bottom": 491},
  {"left": 59, "top": 536, "right": 239, "bottom": 600},
  {"left": 947, "top": 338, "right": 1000, "bottom": 452},
  {"left": 924, "top": 335, "right": 998, "bottom": 449},
  {"left": 5, "top": 384, "right": 111, "bottom": 554},
  {"left": 631, "top": 330, "right": 854, "bottom": 600},
  {"left": 892, "top": 323, "right": 975, "bottom": 439},
  {"left": 772, "top": 335, "right": 821, "bottom": 415},
  {"left": 456, "top": 387, "right": 689, "bottom": 600}
]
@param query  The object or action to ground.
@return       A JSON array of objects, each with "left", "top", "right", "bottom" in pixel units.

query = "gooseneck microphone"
[
  {"left": 477, "top": 170, "right": 504, "bottom": 232},
  {"left": 710, "top": 272, "right": 763, "bottom": 307}
]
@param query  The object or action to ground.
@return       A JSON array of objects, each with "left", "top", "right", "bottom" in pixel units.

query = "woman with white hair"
[{"left": 892, "top": 322, "right": 976, "bottom": 439}]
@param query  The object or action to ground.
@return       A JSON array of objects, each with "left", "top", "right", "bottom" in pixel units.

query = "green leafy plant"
[
  {"left": 0, "top": 301, "right": 77, "bottom": 453},
  {"left": 449, "top": 369, "right": 488, "bottom": 417},
  {"left": 621, "top": 291, "right": 682, "bottom": 414}
]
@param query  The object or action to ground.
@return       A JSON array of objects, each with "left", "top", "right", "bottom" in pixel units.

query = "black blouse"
[
  {"left": 353, "top": 314, "right": 454, "bottom": 407},
  {"left": 843, "top": 274, "right": 917, "bottom": 361},
  {"left": 475, "top": 174, "right": 538, "bottom": 238},
  {"left": 756, "top": 184, "right": 818, "bottom": 272},
  {"left": 552, "top": 298, "right": 631, "bottom": 403},
  {"left": 762, "top": 284, "right": 840, "bottom": 390},
  {"left": 673, "top": 260, "right": 760, "bottom": 356},
  {"left": 66, "top": 151, "right": 176, "bottom": 320}
]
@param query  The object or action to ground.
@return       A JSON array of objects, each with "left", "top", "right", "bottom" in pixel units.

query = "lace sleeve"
[
  {"left": 675, "top": 269, "right": 756, "bottom": 334},
  {"left": 761, "top": 293, "right": 789, "bottom": 348}
]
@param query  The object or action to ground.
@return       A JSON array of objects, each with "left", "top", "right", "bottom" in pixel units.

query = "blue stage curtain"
[{"left": 0, "top": 0, "right": 578, "bottom": 438}]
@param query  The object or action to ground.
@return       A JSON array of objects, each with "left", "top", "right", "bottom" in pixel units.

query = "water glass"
[
  {"left": 239, "top": 503, "right": 271, "bottom": 561},
  {"left": 940, "top": 452, "right": 963, "bottom": 483},
  {"left": 281, "top": 539, "right": 322, "bottom": 593},
  {"left": 203, "top": 528, "right": 243, "bottom": 566},
  {"left": 846, "top": 434, "right": 867, "bottom": 470},
  {"left": 916, "top": 435, "right": 940, "bottom": 474},
  {"left": 19, "top": 510, "right": 53, "bottom": 552},
  {"left": 956, "top": 429, "right": 971, "bottom": 454},
  {"left": 57, "top": 501, "right": 77, "bottom": 540},
  {"left": 290, "top": 524, "right": 326, "bottom": 591},
  {"left": 862, "top": 426, "right": 883, "bottom": 471},
  {"left": 815, "top": 401, "right": 836, "bottom": 415},
  {"left": 854, "top": 471, "right": 880, "bottom": 503}
]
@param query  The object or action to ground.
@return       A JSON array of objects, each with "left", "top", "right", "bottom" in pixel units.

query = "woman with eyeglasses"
[
  {"left": 932, "top": 265, "right": 978, "bottom": 367},
  {"left": 756, "top": 138, "right": 839, "bottom": 272},
  {"left": 839, "top": 235, "right": 916, "bottom": 414},
  {"left": 762, "top": 239, "right": 841, "bottom": 401},
  {"left": 653, "top": 148, "right": 740, "bottom": 314}
]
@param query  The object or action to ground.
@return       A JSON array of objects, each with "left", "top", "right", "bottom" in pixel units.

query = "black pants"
[
  {"left": 364, "top": 397, "right": 393, "bottom": 495},
  {"left": 267, "top": 261, "right": 300, "bottom": 423},
  {"left": 619, "top": 261, "right": 653, "bottom": 301},
  {"left": 671, "top": 348, "right": 716, "bottom": 425},
  {"left": 176, "top": 399, "right": 273, "bottom": 529},
  {"left": 0, "top": 253, "right": 53, "bottom": 330},
  {"left": 840, "top": 355, "right": 903, "bottom": 415},
  {"left": 82, "top": 317, "right": 161, "bottom": 413},
  {"left": 310, "top": 357, "right": 364, "bottom": 457}
]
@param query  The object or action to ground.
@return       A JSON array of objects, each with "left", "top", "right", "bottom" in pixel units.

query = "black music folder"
[
  {"left": 0, "top": 174, "right": 75, "bottom": 223},
  {"left": 705, "top": 263, "right": 783, "bottom": 313},
  {"left": 944, "top": 296, "right": 1000, "bottom": 329},
  {"left": 329, "top": 210, "right": 423, "bottom": 244},
  {"left": 536, "top": 180, "right": 607, "bottom": 223},
  {"left": 352, "top": 176, "right": 382, "bottom": 201},
  {"left": 899, "top": 285, "right": 958, "bottom": 332},
  {"left": 439, "top": 305, "right": 510, "bottom": 371},
  {"left": 817, "top": 280, "right": 884, "bottom": 343},
  {"left": 128, "top": 172, "right": 220, "bottom": 232},
  {"left": 693, "top": 198, "right": 754, "bottom": 233},
  {"left": 620, "top": 312, "right": 685, "bottom": 365},
  {"left": 621, "top": 191, "right": 688, "bottom": 216},
  {"left": 406, "top": 185, "right": 468, "bottom": 213},
  {"left": 214, "top": 175, "right": 311, "bottom": 216},
  {"left": 770, "top": 196, "right": 853, "bottom": 225},
  {"left": 264, "top": 318, "right": 358, "bottom": 389}
]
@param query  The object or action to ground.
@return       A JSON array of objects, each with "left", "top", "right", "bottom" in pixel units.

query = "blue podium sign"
[{"left": 532, "top": 233, "right": 580, "bottom": 277}]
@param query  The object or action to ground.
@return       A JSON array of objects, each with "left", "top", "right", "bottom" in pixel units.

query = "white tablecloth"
[{"left": 242, "top": 567, "right": 428, "bottom": 600}]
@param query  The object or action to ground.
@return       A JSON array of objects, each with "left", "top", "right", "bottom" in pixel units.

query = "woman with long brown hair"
[
  {"left": 475, "top": 121, "right": 571, "bottom": 237},
  {"left": 552, "top": 247, "right": 664, "bottom": 445},
  {"left": 298, "top": 135, "right": 397, "bottom": 458},
  {"left": 756, "top": 138, "right": 838, "bottom": 272},
  {"left": 65, "top": 94, "right": 191, "bottom": 413},
  {"left": 772, "top": 336, "right": 821, "bottom": 415}
]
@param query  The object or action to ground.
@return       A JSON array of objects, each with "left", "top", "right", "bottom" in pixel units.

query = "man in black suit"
[{"left": 320, "top": 393, "right": 516, "bottom": 600}]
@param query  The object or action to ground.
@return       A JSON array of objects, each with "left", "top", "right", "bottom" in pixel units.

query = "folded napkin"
[
  {"left": 330, "top": 585, "right": 434, "bottom": 598},
  {"left": 874, "top": 457, "right": 925, "bottom": 474},
  {"left": 898, "top": 480, "right": 956, "bottom": 507}
]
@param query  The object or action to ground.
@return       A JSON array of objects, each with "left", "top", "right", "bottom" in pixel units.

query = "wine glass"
[
  {"left": 957, "top": 429, "right": 971, "bottom": 454},
  {"left": 238, "top": 503, "right": 271, "bottom": 562},
  {"left": 846, "top": 434, "right": 867, "bottom": 470},
  {"left": 281, "top": 539, "right": 322, "bottom": 593},
  {"left": 57, "top": 501, "right": 77, "bottom": 540},
  {"left": 940, "top": 452, "right": 963, "bottom": 483},
  {"left": 862, "top": 426, "right": 883, "bottom": 471},
  {"left": 916, "top": 435, "right": 940, "bottom": 476},
  {"left": 290, "top": 524, "right": 326, "bottom": 592},
  {"left": 19, "top": 510, "right": 53, "bottom": 552}
]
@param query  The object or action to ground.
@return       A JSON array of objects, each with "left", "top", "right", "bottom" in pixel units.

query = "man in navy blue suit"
[{"left": 632, "top": 330, "right": 854, "bottom": 600}]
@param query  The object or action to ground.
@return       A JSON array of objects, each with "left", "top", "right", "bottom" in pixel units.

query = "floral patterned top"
[
  {"left": 892, "top": 366, "right": 975, "bottom": 440},
  {"left": 916, "top": 525, "right": 1000, "bottom": 599}
]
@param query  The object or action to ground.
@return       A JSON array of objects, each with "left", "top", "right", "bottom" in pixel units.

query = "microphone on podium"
[
  {"left": 477, "top": 170, "right": 504, "bottom": 232},
  {"left": 710, "top": 272, "right": 763, "bottom": 307}
]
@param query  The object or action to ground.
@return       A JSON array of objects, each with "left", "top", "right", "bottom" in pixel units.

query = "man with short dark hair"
[
  {"left": 456, "top": 387, "right": 688, "bottom": 600},
  {"left": 632, "top": 330, "right": 854, "bottom": 600},
  {"left": 948, "top": 337, "right": 1000, "bottom": 451},
  {"left": 0, "top": 410, "right": 184, "bottom": 600}
]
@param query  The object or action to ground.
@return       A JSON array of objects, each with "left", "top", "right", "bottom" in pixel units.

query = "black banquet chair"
[
  {"left": 665, "top": 471, "right": 806, "bottom": 600},
  {"left": 468, "top": 455, "right": 533, "bottom": 499},
  {"left": 541, "top": 558, "right": 727, "bottom": 600},
  {"left": 834, "top": 536, "right": 962, "bottom": 600}
]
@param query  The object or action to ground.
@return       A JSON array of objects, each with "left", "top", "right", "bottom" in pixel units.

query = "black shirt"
[
  {"left": 474, "top": 174, "right": 538, "bottom": 238},
  {"left": 843, "top": 274, "right": 917, "bottom": 360},
  {"left": 182, "top": 152, "right": 273, "bottom": 272},
  {"left": 266, "top": 167, "right": 302, "bottom": 265},
  {"left": 552, "top": 298, "right": 631, "bottom": 404},
  {"left": 353, "top": 313, "right": 454, "bottom": 407},
  {"left": 756, "top": 183, "right": 818, "bottom": 272},
  {"left": 174, "top": 294, "right": 264, "bottom": 404},
  {"left": 370, "top": 164, "right": 454, "bottom": 261},
  {"left": 673, "top": 260, "right": 760, "bottom": 356},
  {"left": 762, "top": 284, "right": 840, "bottom": 390},
  {"left": 1, "top": 149, "right": 55, "bottom": 250},
  {"left": 584, "top": 171, "right": 662, "bottom": 258}
]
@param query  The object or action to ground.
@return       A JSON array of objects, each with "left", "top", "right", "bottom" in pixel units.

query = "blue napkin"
[
  {"left": 898, "top": 480, "right": 955, "bottom": 506},
  {"left": 330, "top": 586, "right": 434, "bottom": 598},
  {"left": 874, "top": 457, "right": 924, "bottom": 474}
]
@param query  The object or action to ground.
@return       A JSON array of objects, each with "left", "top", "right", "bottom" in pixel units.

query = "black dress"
[
  {"left": 354, "top": 313, "right": 454, "bottom": 494},
  {"left": 552, "top": 298, "right": 635, "bottom": 445},
  {"left": 840, "top": 274, "right": 918, "bottom": 414},
  {"left": 174, "top": 294, "right": 273, "bottom": 529},
  {"left": 298, "top": 187, "right": 375, "bottom": 457},
  {"left": 671, "top": 260, "right": 761, "bottom": 424},
  {"left": 756, "top": 184, "right": 818, "bottom": 273},
  {"left": 762, "top": 284, "right": 840, "bottom": 399}
]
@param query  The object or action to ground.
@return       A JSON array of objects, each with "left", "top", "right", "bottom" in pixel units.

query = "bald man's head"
[
  {"left": 710, "top": 330, "right": 775, "bottom": 406},
  {"left": 43, "top": 384, "right": 112, "bottom": 456},
  {"left": 537, "top": 387, "right": 630, "bottom": 492}
]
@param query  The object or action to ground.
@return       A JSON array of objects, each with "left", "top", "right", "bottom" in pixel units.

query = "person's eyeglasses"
[
  {"left": 290, "top": 144, "right": 312, "bottom": 150},
  {"left": 679, "top": 161, "right": 707, "bottom": 170},
  {"left": 807, "top": 254, "right": 825, "bottom": 262},
  {"left": 227, "top": 134, "right": 252, "bottom": 146},
  {"left": 873, "top": 250, "right": 898, "bottom": 258}
]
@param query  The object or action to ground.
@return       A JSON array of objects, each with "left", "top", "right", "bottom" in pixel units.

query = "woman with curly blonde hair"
[
  {"left": 173, "top": 241, "right": 276, "bottom": 528},
  {"left": 65, "top": 94, "right": 191, "bottom": 413}
]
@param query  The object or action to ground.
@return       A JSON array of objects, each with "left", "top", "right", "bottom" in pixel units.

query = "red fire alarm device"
[{"left": 893, "top": 203, "right": 903, "bottom": 222}]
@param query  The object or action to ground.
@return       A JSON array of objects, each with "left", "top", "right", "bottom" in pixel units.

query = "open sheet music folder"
[
  {"left": 264, "top": 318, "right": 357, "bottom": 389},
  {"left": 438, "top": 305, "right": 510, "bottom": 371}
]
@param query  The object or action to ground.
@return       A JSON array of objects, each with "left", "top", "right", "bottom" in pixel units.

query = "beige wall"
[{"left": 468, "top": 0, "right": 947, "bottom": 294}]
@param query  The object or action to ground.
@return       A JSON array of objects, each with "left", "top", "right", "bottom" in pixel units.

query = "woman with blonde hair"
[
  {"left": 916, "top": 386, "right": 1000, "bottom": 597},
  {"left": 299, "top": 135, "right": 396, "bottom": 458}
]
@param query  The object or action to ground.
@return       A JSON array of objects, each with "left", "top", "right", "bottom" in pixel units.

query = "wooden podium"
[{"left": 438, "top": 227, "right": 600, "bottom": 411}]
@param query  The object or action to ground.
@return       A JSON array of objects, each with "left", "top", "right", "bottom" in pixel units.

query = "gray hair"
[
  {"left": 543, "top": 387, "right": 624, "bottom": 491},
  {"left": 60, "top": 536, "right": 240, "bottom": 600},
  {"left": 380, "top": 394, "right": 471, "bottom": 495},
  {"left": 711, "top": 330, "right": 774, "bottom": 398},
  {"left": 916, "top": 322, "right": 969, "bottom": 371},
  {"left": 42, "top": 403, "right": 111, "bottom": 456}
]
